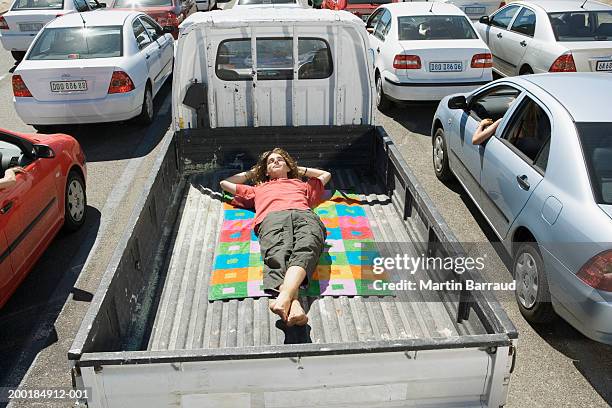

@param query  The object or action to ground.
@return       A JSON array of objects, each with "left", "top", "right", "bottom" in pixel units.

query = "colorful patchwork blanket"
[{"left": 209, "top": 191, "right": 391, "bottom": 300}]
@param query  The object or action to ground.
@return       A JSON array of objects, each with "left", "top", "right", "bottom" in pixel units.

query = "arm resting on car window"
[{"left": 473, "top": 118, "right": 502, "bottom": 145}]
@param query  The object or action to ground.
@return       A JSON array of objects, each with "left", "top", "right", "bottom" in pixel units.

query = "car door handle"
[
  {"left": 497, "top": 32, "right": 503, "bottom": 38},
  {"left": 376, "top": 47, "right": 380, "bottom": 53},
  {"left": 516, "top": 175, "right": 530, "bottom": 191},
  {"left": 146, "top": 54, "right": 150, "bottom": 59},
  {"left": 0, "top": 201, "right": 13, "bottom": 214},
  {"left": 520, "top": 40, "right": 527, "bottom": 47}
]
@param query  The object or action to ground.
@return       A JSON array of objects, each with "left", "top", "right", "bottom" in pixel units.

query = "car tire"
[
  {"left": 432, "top": 127, "right": 454, "bottom": 182},
  {"left": 33, "top": 125, "right": 56, "bottom": 133},
  {"left": 63, "top": 170, "right": 86, "bottom": 232},
  {"left": 136, "top": 84, "right": 154, "bottom": 125},
  {"left": 513, "top": 242, "right": 556, "bottom": 324},
  {"left": 11, "top": 51, "right": 26, "bottom": 62},
  {"left": 376, "top": 74, "right": 392, "bottom": 111}
]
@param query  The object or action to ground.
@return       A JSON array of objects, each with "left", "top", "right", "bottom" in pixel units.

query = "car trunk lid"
[
  {"left": 396, "top": 40, "right": 488, "bottom": 81},
  {"left": 561, "top": 41, "right": 612, "bottom": 72},
  {"left": 2, "top": 9, "right": 67, "bottom": 33},
  {"left": 16, "top": 60, "right": 119, "bottom": 101}
]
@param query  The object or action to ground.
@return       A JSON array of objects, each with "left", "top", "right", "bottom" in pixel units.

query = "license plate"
[
  {"left": 19, "top": 23, "right": 43, "bottom": 32},
  {"left": 596, "top": 60, "right": 612, "bottom": 71},
  {"left": 429, "top": 62, "right": 463, "bottom": 72},
  {"left": 464, "top": 6, "right": 485, "bottom": 14},
  {"left": 50, "top": 80, "right": 88, "bottom": 92}
]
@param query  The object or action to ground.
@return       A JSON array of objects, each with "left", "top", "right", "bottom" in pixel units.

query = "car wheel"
[
  {"left": 136, "top": 84, "right": 154, "bottom": 125},
  {"left": 11, "top": 51, "right": 26, "bottom": 62},
  {"left": 63, "top": 170, "right": 86, "bottom": 232},
  {"left": 376, "top": 74, "right": 392, "bottom": 111},
  {"left": 33, "top": 125, "right": 56, "bottom": 133},
  {"left": 432, "top": 127, "right": 454, "bottom": 182},
  {"left": 513, "top": 242, "right": 556, "bottom": 323}
]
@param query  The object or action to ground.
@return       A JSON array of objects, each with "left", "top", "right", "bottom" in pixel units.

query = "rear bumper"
[
  {"left": 384, "top": 77, "right": 490, "bottom": 102},
  {"left": 14, "top": 88, "right": 144, "bottom": 125},
  {"left": 0, "top": 32, "right": 37, "bottom": 52}
]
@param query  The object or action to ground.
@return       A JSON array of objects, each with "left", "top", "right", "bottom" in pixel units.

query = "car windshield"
[
  {"left": 27, "top": 26, "right": 122, "bottom": 60},
  {"left": 576, "top": 122, "right": 612, "bottom": 205},
  {"left": 398, "top": 15, "right": 478, "bottom": 40},
  {"left": 548, "top": 11, "right": 612, "bottom": 41},
  {"left": 12, "top": 0, "right": 63, "bottom": 10},
  {"left": 113, "top": 0, "right": 172, "bottom": 7}
]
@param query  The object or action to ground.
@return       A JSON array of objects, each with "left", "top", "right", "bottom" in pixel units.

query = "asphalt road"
[{"left": 0, "top": 45, "right": 610, "bottom": 408}]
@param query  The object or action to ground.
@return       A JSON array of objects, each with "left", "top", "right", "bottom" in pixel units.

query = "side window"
[
  {"left": 367, "top": 9, "right": 383, "bottom": 31},
  {"left": 510, "top": 7, "right": 536, "bottom": 37},
  {"left": 502, "top": 98, "right": 551, "bottom": 166},
  {"left": 140, "top": 17, "right": 162, "bottom": 41},
  {"left": 374, "top": 10, "right": 391, "bottom": 41},
  {"left": 74, "top": 0, "right": 89, "bottom": 12},
  {"left": 216, "top": 38, "right": 333, "bottom": 81},
  {"left": 133, "top": 19, "right": 152, "bottom": 49},
  {"left": 469, "top": 86, "right": 521, "bottom": 121},
  {"left": 490, "top": 5, "right": 520, "bottom": 29}
]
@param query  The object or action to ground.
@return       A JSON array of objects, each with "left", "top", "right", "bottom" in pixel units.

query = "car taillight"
[
  {"left": 471, "top": 53, "right": 493, "bottom": 68},
  {"left": 577, "top": 250, "right": 612, "bottom": 292},
  {"left": 0, "top": 16, "right": 9, "bottom": 30},
  {"left": 107, "top": 71, "right": 135, "bottom": 94},
  {"left": 549, "top": 53, "right": 576, "bottom": 72},
  {"left": 156, "top": 11, "right": 179, "bottom": 27},
  {"left": 12, "top": 75, "right": 32, "bottom": 97},
  {"left": 393, "top": 55, "right": 421, "bottom": 69}
]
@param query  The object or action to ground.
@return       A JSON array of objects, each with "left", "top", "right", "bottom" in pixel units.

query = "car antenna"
[
  {"left": 580, "top": 0, "right": 587, "bottom": 8},
  {"left": 429, "top": 1, "right": 434, "bottom": 12},
  {"left": 79, "top": 11, "right": 86, "bottom": 28}
]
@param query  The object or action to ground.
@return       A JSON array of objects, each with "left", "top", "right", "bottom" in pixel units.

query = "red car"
[
  {"left": 321, "top": 0, "right": 400, "bottom": 22},
  {"left": 111, "top": 0, "right": 196, "bottom": 39},
  {"left": 0, "top": 130, "right": 86, "bottom": 308}
]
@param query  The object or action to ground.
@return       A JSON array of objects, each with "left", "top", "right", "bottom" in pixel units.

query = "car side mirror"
[
  {"left": 366, "top": 27, "right": 374, "bottom": 34},
  {"left": 163, "top": 26, "right": 177, "bottom": 34},
  {"left": 479, "top": 15, "right": 490, "bottom": 25},
  {"left": 97, "top": 1, "right": 106, "bottom": 7},
  {"left": 448, "top": 95, "right": 468, "bottom": 110},
  {"left": 33, "top": 144, "right": 55, "bottom": 159}
]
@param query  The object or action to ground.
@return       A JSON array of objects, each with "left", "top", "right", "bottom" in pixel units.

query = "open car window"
[{"left": 469, "top": 85, "right": 521, "bottom": 122}]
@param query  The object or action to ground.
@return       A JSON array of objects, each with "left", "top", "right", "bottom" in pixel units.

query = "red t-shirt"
[{"left": 234, "top": 177, "right": 324, "bottom": 227}]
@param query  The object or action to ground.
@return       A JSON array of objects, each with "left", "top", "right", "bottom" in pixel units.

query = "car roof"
[
  {"left": 382, "top": 2, "right": 466, "bottom": 16},
  {"left": 182, "top": 7, "right": 363, "bottom": 26},
  {"left": 522, "top": 73, "right": 612, "bottom": 122},
  {"left": 513, "top": 0, "right": 612, "bottom": 13},
  {"left": 46, "top": 10, "right": 137, "bottom": 28}
]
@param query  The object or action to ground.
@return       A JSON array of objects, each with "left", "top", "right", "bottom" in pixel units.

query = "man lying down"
[{"left": 220, "top": 148, "right": 331, "bottom": 327}]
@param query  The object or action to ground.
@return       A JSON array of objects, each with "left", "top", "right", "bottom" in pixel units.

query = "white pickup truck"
[{"left": 69, "top": 8, "right": 518, "bottom": 408}]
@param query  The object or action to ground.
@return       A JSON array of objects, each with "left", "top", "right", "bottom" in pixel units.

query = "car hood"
[{"left": 600, "top": 205, "right": 612, "bottom": 221}]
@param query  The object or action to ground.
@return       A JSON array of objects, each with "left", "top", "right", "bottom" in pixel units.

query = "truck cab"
[{"left": 173, "top": 8, "right": 374, "bottom": 129}]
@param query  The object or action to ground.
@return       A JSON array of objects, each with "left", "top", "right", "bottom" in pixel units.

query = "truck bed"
[{"left": 147, "top": 169, "right": 470, "bottom": 351}]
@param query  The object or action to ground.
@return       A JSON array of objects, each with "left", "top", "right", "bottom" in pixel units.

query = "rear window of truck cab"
[
  {"left": 12, "top": 0, "right": 63, "bottom": 9},
  {"left": 216, "top": 38, "right": 333, "bottom": 81}
]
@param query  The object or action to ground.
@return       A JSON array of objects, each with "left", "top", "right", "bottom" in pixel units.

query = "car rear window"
[
  {"left": 347, "top": 0, "right": 390, "bottom": 4},
  {"left": 398, "top": 15, "right": 478, "bottom": 40},
  {"left": 113, "top": 0, "right": 172, "bottom": 7},
  {"left": 238, "top": 0, "right": 294, "bottom": 4},
  {"left": 27, "top": 26, "right": 123, "bottom": 60},
  {"left": 12, "top": 0, "right": 63, "bottom": 10},
  {"left": 216, "top": 37, "right": 332, "bottom": 81},
  {"left": 576, "top": 123, "right": 612, "bottom": 205},
  {"left": 549, "top": 11, "right": 612, "bottom": 41}
]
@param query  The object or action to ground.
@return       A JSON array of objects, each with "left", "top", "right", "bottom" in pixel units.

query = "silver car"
[
  {"left": 474, "top": 0, "right": 612, "bottom": 76},
  {"left": 431, "top": 73, "right": 612, "bottom": 344}
]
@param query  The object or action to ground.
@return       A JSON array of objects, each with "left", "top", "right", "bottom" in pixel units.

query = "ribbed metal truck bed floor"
[{"left": 148, "top": 170, "right": 462, "bottom": 351}]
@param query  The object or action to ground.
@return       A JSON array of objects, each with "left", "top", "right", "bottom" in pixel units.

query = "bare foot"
[
  {"left": 269, "top": 291, "right": 292, "bottom": 322},
  {"left": 287, "top": 298, "right": 308, "bottom": 327}
]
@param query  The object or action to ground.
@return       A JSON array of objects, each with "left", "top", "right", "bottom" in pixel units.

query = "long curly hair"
[{"left": 249, "top": 148, "right": 300, "bottom": 184}]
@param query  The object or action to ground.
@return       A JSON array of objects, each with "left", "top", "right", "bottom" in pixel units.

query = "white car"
[
  {"left": 225, "top": 0, "right": 308, "bottom": 9},
  {"left": 0, "top": 0, "right": 105, "bottom": 61},
  {"left": 474, "top": 0, "right": 612, "bottom": 76},
  {"left": 12, "top": 10, "right": 174, "bottom": 127},
  {"left": 367, "top": 2, "right": 493, "bottom": 108}
]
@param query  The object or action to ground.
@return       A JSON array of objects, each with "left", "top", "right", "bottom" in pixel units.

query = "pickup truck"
[{"left": 69, "top": 9, "right": 518, "bottom": 407}]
